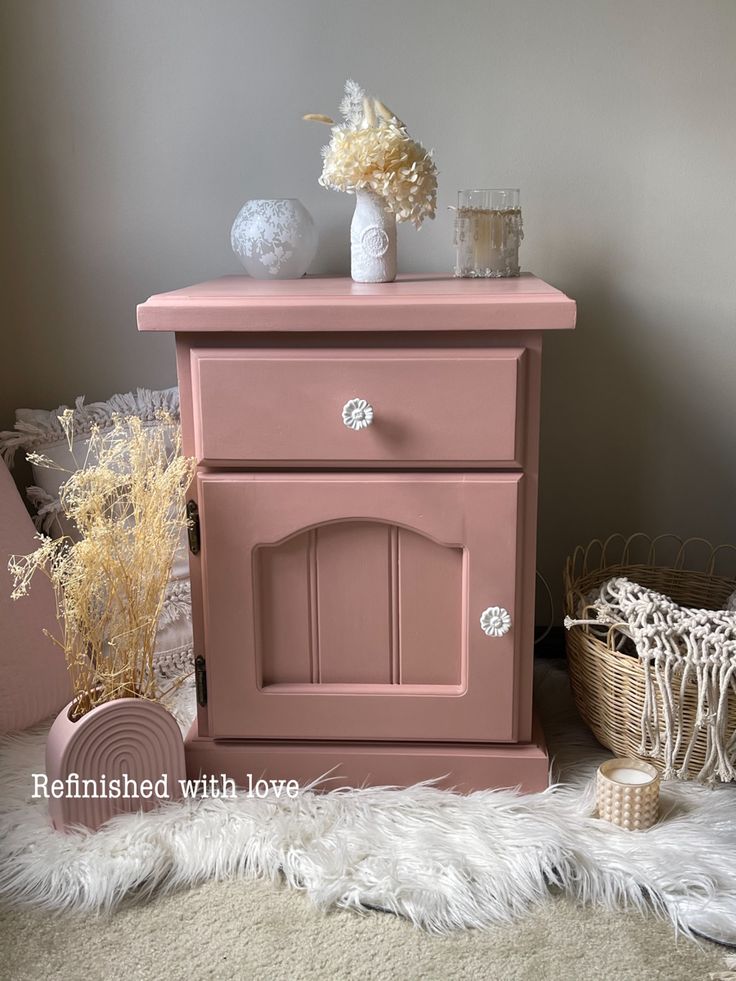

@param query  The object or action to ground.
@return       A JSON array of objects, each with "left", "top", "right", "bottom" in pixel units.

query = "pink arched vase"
[{"left": 45, "top": 697, "right": 186, "bottom": 832}]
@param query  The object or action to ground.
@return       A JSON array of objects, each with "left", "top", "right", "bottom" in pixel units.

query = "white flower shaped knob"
[
  {"left": 342, "top": 398, "right": 374, "bottom": 431},
  {"left": 480, "top": 606, "right": 512, "bottom": 637}
]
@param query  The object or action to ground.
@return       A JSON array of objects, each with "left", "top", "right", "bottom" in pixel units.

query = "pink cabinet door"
[{"left": 197, "top": 473, "right": 524, "bottom": 743}]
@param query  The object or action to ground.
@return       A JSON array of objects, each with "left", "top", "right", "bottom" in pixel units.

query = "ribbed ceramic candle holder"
[{"left": 596, "top": 758, "right": 660, "bottom": 831}]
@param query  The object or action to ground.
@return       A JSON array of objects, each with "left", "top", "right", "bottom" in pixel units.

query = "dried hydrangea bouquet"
[{"left": 305, "top": 80, "right": 437, "bottom": 282}]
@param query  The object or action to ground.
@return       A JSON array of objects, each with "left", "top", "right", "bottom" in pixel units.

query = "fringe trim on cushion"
[
  {"left": 566, "top": 576, "right": 736, "bottom": 784},
  {"left": 159, "top": 578, "right": 192, "bottom": 628},
  {"left": 25, "top": 486, "right": 64, "bottom": 536},
  {"left": 0, "top": 387, "right": 180, "bottom": 467},
  {"left": 154, "top": 643, "right": 194, "bottom": 682}
]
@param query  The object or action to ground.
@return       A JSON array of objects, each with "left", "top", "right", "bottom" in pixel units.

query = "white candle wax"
[{"left": 607, "top": 767, "right": 653, "bottom": 785}]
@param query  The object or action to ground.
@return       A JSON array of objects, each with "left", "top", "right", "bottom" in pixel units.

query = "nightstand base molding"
[{"left": 184, "top": 713, "right": 549, "bottom": 795}]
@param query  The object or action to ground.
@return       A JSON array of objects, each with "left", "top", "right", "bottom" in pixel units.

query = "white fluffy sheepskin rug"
[{"left": 1, "top": 662, "right": 735, "bottom": 935}]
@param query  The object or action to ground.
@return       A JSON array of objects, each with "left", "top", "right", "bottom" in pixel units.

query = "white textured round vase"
[
  {"left": 350, "top": 190, "right": 397, "bottom": 283},
  {"left": 231, "top": 198, "right": 318, "bottom": 279}
]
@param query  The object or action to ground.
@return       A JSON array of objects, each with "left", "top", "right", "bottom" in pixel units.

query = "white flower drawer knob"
[
  {"left": 342, "top": 397, "right": 374, "bottom": 431},
  {"left": 480, "top": 606, "right": 512, "bottom": 637}
]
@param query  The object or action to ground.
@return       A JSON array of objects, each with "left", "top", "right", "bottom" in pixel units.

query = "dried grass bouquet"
[
  {"left": 305, "top": 80, "right": 437, "bottom": 227},
  {"left": 9, "top": 412, "right": 195, "bottom": 718}
]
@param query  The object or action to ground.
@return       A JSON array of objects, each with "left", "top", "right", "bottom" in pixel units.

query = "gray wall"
[{"left": 2, "top": 0, "right": 735, "bottom": 616}]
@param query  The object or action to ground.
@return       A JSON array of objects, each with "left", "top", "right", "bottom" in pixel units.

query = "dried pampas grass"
[{"left": 9, "top": 412, "right": 195, "bottom": 717}]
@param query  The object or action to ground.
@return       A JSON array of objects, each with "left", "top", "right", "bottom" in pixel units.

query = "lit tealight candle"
[{"left": 596, "top": 758, "right": 660, "bottom": 831}]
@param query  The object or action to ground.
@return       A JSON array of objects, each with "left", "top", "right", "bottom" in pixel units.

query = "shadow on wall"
[{"left": 536, "top": 268, "right": 734, "bottom": 623}]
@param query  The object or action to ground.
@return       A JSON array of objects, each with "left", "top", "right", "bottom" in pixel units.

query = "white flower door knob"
[
  {"left": 342, "top": 398, "right": 374, "bottom": 430},
  {"left": 480, "top": 606, "right": 512, "bottom": 637}
]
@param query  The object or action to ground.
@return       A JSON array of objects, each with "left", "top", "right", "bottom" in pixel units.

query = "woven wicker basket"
[{"left": 564, "top": 533, "right": 736, "bottom": 780}]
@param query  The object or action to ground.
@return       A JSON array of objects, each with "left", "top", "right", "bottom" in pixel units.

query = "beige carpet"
[{"left": 1, "top": 878, "right": 730, "bottom": 981}]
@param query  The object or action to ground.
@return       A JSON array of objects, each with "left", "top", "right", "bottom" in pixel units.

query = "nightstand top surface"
[{"left": 137, "top": 273, "right": 576, "bottom": 333}]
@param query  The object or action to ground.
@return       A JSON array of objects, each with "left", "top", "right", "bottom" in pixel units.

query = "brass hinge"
[
  {"left": 186, "top": 499, "right": 200, "bottom": 554},
  {"left": 195, "top": 655, "right": 208, "bottom": 707}
]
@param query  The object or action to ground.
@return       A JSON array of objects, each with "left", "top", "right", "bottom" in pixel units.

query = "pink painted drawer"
[{"left": 189, "top": 348, "right": 526, "bottom": 467}]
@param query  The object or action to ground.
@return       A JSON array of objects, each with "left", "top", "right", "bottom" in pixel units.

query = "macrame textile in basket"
[{"left": 565, "top": 577, "right": 736, "bottom": 783}]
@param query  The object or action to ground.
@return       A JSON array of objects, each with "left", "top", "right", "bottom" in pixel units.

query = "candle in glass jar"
[{"left": 453, "top": 189, "right": 523, "bottom": 278}]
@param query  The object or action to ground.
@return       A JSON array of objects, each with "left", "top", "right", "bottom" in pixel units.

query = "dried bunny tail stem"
[
  {"left": 303, "top": 114, "right": 334, "bottom": 125},
  {"left": 360, "top": 96, "right": 376, "bottom": 129},
  {"left": 374, "top": 98, "right": 404, "bottom": 129}
]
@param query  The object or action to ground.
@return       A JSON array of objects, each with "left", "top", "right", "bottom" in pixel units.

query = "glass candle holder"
[
  {"left": 596, "top": 758, "right": 660, "bottom": 831},
  {"left": 453, "top": 189, "right": 523, "bottom": 278}
]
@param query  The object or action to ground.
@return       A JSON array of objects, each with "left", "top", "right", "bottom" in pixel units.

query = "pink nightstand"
[{"left": 138, "top": 274, "right": 576, "bottom": 793}]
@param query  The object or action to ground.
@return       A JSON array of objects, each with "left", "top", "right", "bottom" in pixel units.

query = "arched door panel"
[{"left": 256, "top": 522, "right": 464, "bottom": 687}]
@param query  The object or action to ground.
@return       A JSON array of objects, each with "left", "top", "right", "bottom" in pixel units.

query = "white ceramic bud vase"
[{"left": 350, "top": 189, "right": 397, "bottom": 283}]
